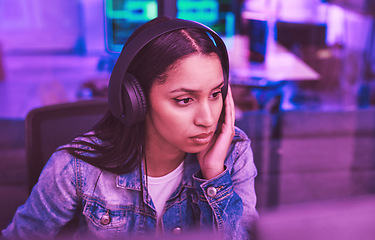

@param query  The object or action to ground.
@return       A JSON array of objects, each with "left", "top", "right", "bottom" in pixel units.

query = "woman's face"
[{"left": 146, "top": 53, "right": 224, "bottom": 154}]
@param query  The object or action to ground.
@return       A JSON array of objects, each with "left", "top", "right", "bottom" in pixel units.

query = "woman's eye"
[
  {"left": 175, "top": 97, "right": 193, "bottom": 106},
  {"left": 211, "top": 90, "right": 222, "bottom": 99}
]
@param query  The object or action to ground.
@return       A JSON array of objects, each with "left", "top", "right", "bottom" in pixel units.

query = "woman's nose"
[{"left": 194, "top": 101, "right": 215, "bottom": 127}]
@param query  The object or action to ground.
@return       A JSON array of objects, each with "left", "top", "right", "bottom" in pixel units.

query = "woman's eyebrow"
[{"left": 170, "top": 81, "right": 224, "bottom": 93}]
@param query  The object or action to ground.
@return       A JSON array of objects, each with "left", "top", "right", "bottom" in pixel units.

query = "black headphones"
[{"left": 108, "top": 18, "right": 229, "bottom": 126}]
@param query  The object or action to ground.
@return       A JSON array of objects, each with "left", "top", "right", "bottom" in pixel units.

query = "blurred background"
[{"left": 0, "top": 0, "right": 374, "bottom": 239}]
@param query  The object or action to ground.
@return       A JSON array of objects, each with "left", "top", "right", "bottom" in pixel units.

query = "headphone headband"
[{"left": 108, "top": 18, "right": 229, "bottom": 124}]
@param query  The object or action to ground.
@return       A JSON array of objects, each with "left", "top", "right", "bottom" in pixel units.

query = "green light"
[
  {"left": 146, "top": 1, "right": 157, "bottom": 20},
  {"left": 106, "top": 0, "right": 157, "bottom": 21},
  {"left": 177, "top": 0, "right": 219, "bottom": 23}
]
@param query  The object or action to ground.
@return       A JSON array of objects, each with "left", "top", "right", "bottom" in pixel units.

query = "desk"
[
  {"left": 227, "top": 36, "right": 320, "bottom": 111},
  {"left": 228, "top": 36, "right": 320, "bottom": 87}
]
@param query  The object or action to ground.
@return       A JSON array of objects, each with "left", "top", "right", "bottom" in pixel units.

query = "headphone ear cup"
[{"left": 121, "top": 74, "right": 147, "bottom": 125}]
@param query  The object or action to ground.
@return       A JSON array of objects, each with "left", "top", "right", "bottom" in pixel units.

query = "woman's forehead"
[
  {"left": 152, "top": 54, "right": 223, "bottom": 91},
  {"left": 167, "top": 53, "right": 221, "bottom": 76}
]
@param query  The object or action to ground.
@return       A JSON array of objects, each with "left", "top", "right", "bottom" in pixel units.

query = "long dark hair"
[{"left": 62, "top": 17, "right": 226, "bottom": 174}]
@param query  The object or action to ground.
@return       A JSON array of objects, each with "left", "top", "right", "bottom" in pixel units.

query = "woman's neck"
[{"left": 144, "top": 137, "right": 186, "bottom": 177}]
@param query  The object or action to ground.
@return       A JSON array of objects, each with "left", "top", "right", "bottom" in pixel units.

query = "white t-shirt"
[{"left": 147, "top": 161, "right": 184, "bottom": 223}]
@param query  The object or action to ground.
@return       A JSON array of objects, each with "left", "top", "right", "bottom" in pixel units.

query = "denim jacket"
[{"left": 2, "top": 127, "right": 258, "bottom": 240}]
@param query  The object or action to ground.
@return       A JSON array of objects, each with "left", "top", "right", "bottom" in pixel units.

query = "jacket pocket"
[{"left": 83, "top": 200, "right": 128, "bottom": 229}]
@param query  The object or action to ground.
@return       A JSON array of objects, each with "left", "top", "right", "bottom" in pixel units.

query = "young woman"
[{"left": 1, "top": 17, "right": 258, "bottom": 239}]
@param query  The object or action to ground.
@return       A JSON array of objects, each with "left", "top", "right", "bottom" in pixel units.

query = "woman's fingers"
[{"left": 222, "top": 84, "right": 235, "bottom": 137}]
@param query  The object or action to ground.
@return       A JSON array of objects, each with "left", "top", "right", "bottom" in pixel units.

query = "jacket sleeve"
[
  {"left": 193, "top": 130, "right": 258, "bottom": 240},
  {"left": 1, "top": 150, "right": 79, "bottom": 240}
]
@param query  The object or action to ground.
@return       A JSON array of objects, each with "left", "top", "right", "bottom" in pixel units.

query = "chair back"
[{"left": 25, "top": 100, "right": 108, "bottom": 193}]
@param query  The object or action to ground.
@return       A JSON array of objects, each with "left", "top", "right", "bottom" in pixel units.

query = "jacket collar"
[{"left": 116, "top": 164, "right": 143, "bottom": 191}]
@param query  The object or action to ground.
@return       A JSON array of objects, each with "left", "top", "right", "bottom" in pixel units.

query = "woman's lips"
[{"left": 190, "top": 132, "right": 214, "bottom": 145}]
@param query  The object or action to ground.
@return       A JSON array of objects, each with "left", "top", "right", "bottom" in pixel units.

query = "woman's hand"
[{"left": 197, "top": 85, "right": 235, "bottom": 179}]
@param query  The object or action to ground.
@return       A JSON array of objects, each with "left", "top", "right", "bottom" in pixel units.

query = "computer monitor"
[
  {"left": 104, "top": 0, "right": 158, "bottom": 53},
  {"left": 176, "top": 0, "right": 235, "bottom": 38},
  {"left": 104, "top": 0, "right": 234, "bottom": 54}
]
